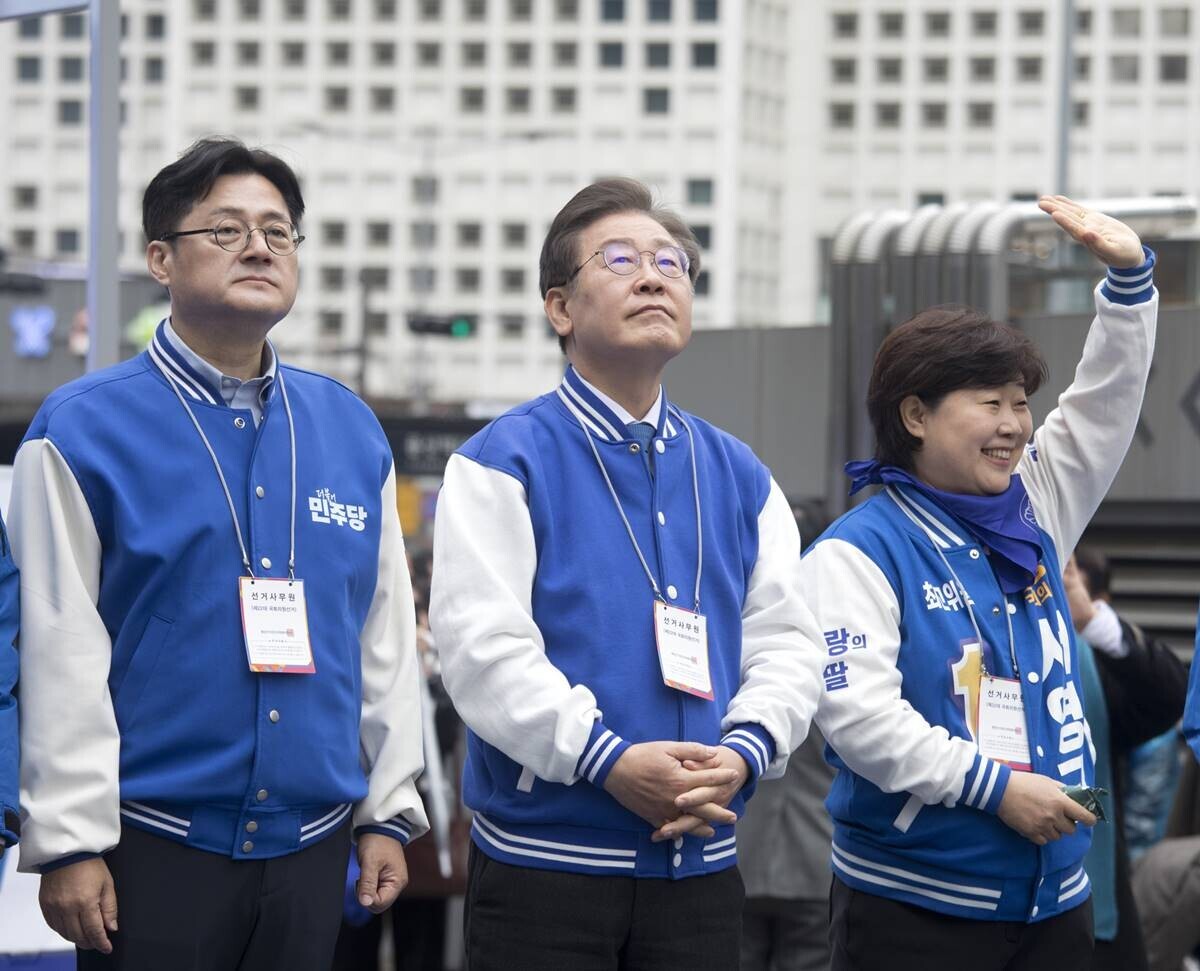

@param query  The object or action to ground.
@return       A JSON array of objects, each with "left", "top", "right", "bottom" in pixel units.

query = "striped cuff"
[
  {"left": 354, "top": 815, "right": 415, "bottom": 845},
  {"left": 577, "top": 720, "right": 630, "bottom": 789},
  {"left": 1100, "top": 246, "right": 1155, "bottom": 305},
  {"left": 959, "top": 752, "right": 1012, "bottom": 815},
  {"left": 720, "top": 723, "right": 776, "bottom": 783},
  {"left": 40, "top": 851, "right": 102, "bottom": 874}
]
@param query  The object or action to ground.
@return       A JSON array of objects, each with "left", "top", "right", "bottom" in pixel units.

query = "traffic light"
[{"left": 406, "top": 312, "right": 477, "bottom": 338}]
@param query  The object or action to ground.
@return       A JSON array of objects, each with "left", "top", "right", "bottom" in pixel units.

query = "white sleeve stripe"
[
  {"left": 585, "top": 736, "right": 623, "bottom": 783},
  {"left": 722, "top": 729, "right": 769, "bottom": 775},
  {"left": 965, "top": 758, "right": 988, "bottom": 807},
  {"left": 578, "top": 729, "right": 614, "bottom": 777},
  {"left": 977, "top": 762, "right": 1001, "bottom": 809},
  {"left": 1106, "top": 265, "right": 1153, "bottom": 283}
]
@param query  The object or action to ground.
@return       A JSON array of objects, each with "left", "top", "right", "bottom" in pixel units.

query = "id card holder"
[
  {"left": 238, "top": 576, "right": 316, "bottom": 674},
  {"left": 976, "top": 674, "right": 1032, "bottom": 770},
  {"left": 653, "top": 600, "right": 713, "bottom": 700}
]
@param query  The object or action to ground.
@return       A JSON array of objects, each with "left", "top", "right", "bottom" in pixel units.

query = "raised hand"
[{"left": 1038, "top": 195, "right": 1144, "bottom": 269}]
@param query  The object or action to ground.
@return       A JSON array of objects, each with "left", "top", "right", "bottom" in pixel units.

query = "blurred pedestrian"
[{"left": 0, "top": 511, "right": 18, "bottom": 863}]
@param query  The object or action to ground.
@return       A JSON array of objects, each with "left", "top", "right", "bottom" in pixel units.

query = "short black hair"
[
  {"left": 867, "top": 305, "right": 1049, "bottom": 469},
  {"left": 540, "top": 178, "right": 701, "bottom": 353},
  {"left": 142, "top": 137, "right": 305, "bottom": 244},
  {"left": 1074, "top": 544, "right": 1111, "bottom": 599}
]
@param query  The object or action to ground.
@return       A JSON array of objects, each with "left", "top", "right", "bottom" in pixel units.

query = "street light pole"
[{"left": 1055, "top": 0, "right": 1075, "bottom": 195}]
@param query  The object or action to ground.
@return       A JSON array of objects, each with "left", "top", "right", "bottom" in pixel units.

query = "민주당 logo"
[{"left": 309, "top": 488, "right": 369, "bottom": 531}]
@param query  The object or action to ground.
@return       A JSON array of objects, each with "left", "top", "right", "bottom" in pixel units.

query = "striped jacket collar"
[
  {"left": 147, "top": 319, "right": 278, "bottom": 406},
  {"left": 556, "top": 366, "right": 682, "bottom": 442},
  {"left": 885, "top": 484, "right": 969, "bottom": 551}
]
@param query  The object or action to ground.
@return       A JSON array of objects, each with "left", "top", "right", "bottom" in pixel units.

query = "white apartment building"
[
  {"left": 786, "top": 0, "right": 1200, "bottom": 321},
  {"left": 0, "top": 0, "right": 790, "bottom": 406}
]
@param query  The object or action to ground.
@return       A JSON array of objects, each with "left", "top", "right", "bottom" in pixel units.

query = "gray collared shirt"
[{"left": 163, "top": 319, "right": 277, "bottom": 427}]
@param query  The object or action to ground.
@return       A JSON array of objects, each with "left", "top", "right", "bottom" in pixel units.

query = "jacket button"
[
  {"left": 260, "top": 556, "right": 272, "bottom": 570},
  {"left": 658, "top": 512, "right": 666, "bottom": 526},
  {"left": 673, "top": 837, "right": 683, "bottom": 849},
  {"left": 1026, "top": 672, "right": 1040, "bottom": 685},
  {"left": 256, "top": 788, "right": 269, "bottom": 802},
  {"left": 666, "top": 584, "right": 678, "bottom": 599},
  {"left": 992, "top": 606, "right": 1001, "bottom": 616},
  {"left": 1007, "top": 603, "right": 1017, "bottom": 615},
  {"left": 234, "top": 417, "right": 247, "bottom": 429},
  {"left": 255, "top": 486, "right": 265, "bottom": 499},
  {"left": 269, "top": 709, "right": 280, "bottom": 723},
  {"left": 245, "top": 821, "right": 258, "bottom": 833},
  {"left": 969, "top": 549, "right": 980, "bottom": 559},
  {"left": 655, "top": 440, "right": 665, "bottom": 454},
  {"left": 242, "top": 840, "right": 254, "bottom": 853},
  {"left": 629, "top": 443, "right": 641, "bottom": 454},
  {"left": 672, "top": 853, "right": 682, "bottom": 867}
]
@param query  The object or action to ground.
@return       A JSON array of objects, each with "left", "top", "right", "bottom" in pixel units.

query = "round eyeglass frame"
[
  {"left": 158, "top": 217, "right": 306, "bottom": 256},
  {"left": 568, "top": 242, "right": 691, "bottom": 283}
]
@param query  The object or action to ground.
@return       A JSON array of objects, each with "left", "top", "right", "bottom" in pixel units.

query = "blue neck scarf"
[{"left": 846, "top": 459, "right": 1044, "bottom": 595}]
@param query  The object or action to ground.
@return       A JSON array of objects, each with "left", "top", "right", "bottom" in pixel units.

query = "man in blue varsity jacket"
[
  {"left": 429, "top": 178, "right": 825, "bottom": 969},
  {"left": 8, "top": 138, "right": 428, "bottom": 970},
  {"left": 0, "top": 511, "right": 18, "bottom": 861}
]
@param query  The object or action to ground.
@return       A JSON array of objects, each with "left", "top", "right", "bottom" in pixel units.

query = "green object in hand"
[{"left": 1064, "top": 784, "right": 1108, "bottom": 822}]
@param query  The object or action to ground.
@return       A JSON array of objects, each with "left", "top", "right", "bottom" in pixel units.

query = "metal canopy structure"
[{"left": 827, "top": 196, "right": 1199, "bottom": 518}]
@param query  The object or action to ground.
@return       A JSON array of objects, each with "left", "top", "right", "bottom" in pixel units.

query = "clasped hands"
[{"left": 602, "top": 741, "right": 750, "bottom": 842}]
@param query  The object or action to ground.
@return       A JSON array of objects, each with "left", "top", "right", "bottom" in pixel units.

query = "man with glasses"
[
  {"left": 8, "top": 138, "right": 428, "bottom": 970},
  {"left": 429, "top": 178, "right": 823, "bottom": 968}
]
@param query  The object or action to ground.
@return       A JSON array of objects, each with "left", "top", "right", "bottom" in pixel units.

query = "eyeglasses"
[
  {"left": 568, "top": 241, "right": 691, "bottom": 282},
  {"left": 159, "top": 217, "right": 305, "bottom": 255}
]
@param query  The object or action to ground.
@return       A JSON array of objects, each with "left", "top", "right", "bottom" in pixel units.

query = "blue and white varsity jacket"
[
  {"left": 429, "top": 367, "right": 823, "bottom": 879},
  {"left": 802, "top": 263, "right": 1157, "bottom": 923},
  {"left": 0, "top": 513, "right": 18, "bottom": 850},
  {"left": 9, "top": 322, "right": 429, "bottom": 872}
]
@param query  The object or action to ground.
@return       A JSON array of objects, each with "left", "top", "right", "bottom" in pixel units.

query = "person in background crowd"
[
  {"left": 801, "top": 196, "right": 1156, "bottom": 971},
  {"left": 1185, "top": 601, "right": 1200, "bottom": 765},
  {"left": 8, "top": 137, "right": 428, "bottom": 970},
  {"left": 430, "top": 178, "right": 825, "bottom": 970},
  {"left": 1063, "top": 547, "right": 1188, "bottom": 971},
  {"left": 0, "top": 511, "right": 18, "bottom": 863}
]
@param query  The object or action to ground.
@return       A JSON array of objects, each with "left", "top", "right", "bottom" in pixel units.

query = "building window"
[
  {"left": 284, "top": 0, "right": 307, "bottom": 18},
  {"left": 457, "top": 222, "right": 482, "bottom": 246},
  {"left": 17, "top": 17, "right": 42, "bottom": 38},
  {"left": 410, "top": 222, "right": 437, "bottom": 248},
  {"left": 509, "top": 0, "right": 532, "bottom": 20},
  {"left": 923, "top": 57, "right": 949, "bottom": 82},
  {"left": 328, "top": 0, "right": 351, "bottom": 18},
  {"left": 193, "top": 41, "right": 216, "bottom": 66},
  {"left": 556, "top": 0, "right": 579, "bottom": 20},
  {"left": 364, "top": 312, "right": 388, "bottom": 337},
  {"left": 237, "top": 42, "right": 260, "bottom": 66},
  {"left": 501, "top": 268, "right": 526, "bottom": 293},
  {"left": 193, "top": 0, "right": 216, "bottom": 18},
  {"left": 648, "top": 0, "right": 671, "bottom": 21},
  {"left": 62, "top": 13, "right": 86, "bottom": 38},
  {"left": 327, "top": 42, "right": 351, "bottom": 67},
  {"left": 240, "top": 0, "right": 261, "bottom": 18},
  {"left": 876, "top": 57, "right": 902, "bottom": 82},
  {"left": 145, "top": 57, "right": 165, "bottom": 83},
  {"left": 694, "top": 270, "right": 709, "bottom": 297},
  {"left": 971, "top": 10, "right": 996, "bottom": 35},
  {"left": 686, "top": 178, "right": 713, "bottom": 204},
  {"left": 693, "top": 0, "right": 717, "bottom": 21},
  {"left": 501, "top": 222, "right": 527, "bottom": 247},
  {"left": 461, "top": 87, "right": 486, "bottom": 112},
  {"left": 691, "top": 42, "right": 717, "bottom": 68},
  {"left": 1160, "top": 8, "right": 1190, "bottom": 35},
  {"left": 464, "top": 0, "right": 487, "bottom": 19},
  {"left": 508, "top": 42, "right": 532, "bottom": 67},
  {"left": 1111, "top": 8, "right": 1141, "bottom": 35},
  {"left": 360, "top": 266, "right": 390, "bottom": 289},
  {"left": 1017, "top": 10, "right": 1044, "bottom": 35},
  {"left": 878, "top": 11, "right": 904, "bottom": 37},
  {"left": 506, "top": 87, "right": 531, "bottom": 113},
  {"left": 1072, "top": 101, "right": 1089, "bottom": 127},
  {"left": 413, "top": 177, "right": 439, "bottom": 203},
  {"left": 969, "top": 57, "right": 995, "bottom": 82},
  {"left": 418, "top": 0, "right": 442, "bottom": 17},
  {"left": 366, "top": 222, "right": 391, "bottom": 247},
  {"left": 553, "top": 42, "right": 577, "bottom": 67},
  {"left": 921, "top": 102, "right": 947, "bottom": 127},
  {"left": 323, "top": 221, "right": 347, "bottom": 246},
  {"left": 319, "top": 311, "right": 344, "bottom": 337},
  {"left": 13, "top": 229, "right": 37, "bottom": 253},
  {"left": 58, "top": 100, "right": 84, "bottom": 125},
  {"left": 462, "top": 42, "right": 487, "bottom": 67},
  {"left": 1075, "top": 8, "right": 1092, "bottom": 34},
  {"left": 551, "top": 87, "right": 577, "bottom": 113},
  {"left": 499, "top": 315, "right": 525, "bottom": 338},
  {"left": 235, "top": 87, "right": 260, "bottom": 110},
  {"left": 372, "top": 42, "right": 396, "bottom": 66},
  {"left": 16, "top": 57, "right": 41, "bottom": 82},
  {"left": 691, "top": 224, "right": 711, "bottom": 249},
  {"left": 875, "top": 102, "right": 901, "bottom": 127},
  {"left": 646, "top": 43, "right": 671, "bottom": 68},
  {"left": 1110, "top": 54, "right": 1139, "bottom": 83},
  {"left": 829, "top": 102, "right": 855, "bottom": 128},
  {"left": 917, "top": 192, "right": 945, "bottom": 206},
  {"left": 924, "top": 11, "right": 950, "bottom": 36},
  {"left": 375, "top": 0, "right": 398, "bottom": 16},
  {"left": 417, "top": 43, "right": 442, "bottom": 67},
  {"left": 370, "top": 87, "right": 395, "bottom": 111},
  {"left": 282, "top": 42, "right": 306, "bottom": 66},
  {"left": 325, "top": 86, "right": 350, "bottom": 112},
  {"left": 643, "top": 88, "right": 670, "bottom": 114},
  {"left": 601, "top": 0, "right": 625, "bottom": 22},
  {"left": 1160, "top": 55, "right": 1188, "bottom": 82},
  {"left": 408, "top": 267, "right": 437, "bottom": 294},
  {"left": 599, "top": 42, "right": 624, "bottom": 67},
  {"left": 831, "top": 58, "right": 856, "bottom": 83},
  {"left": 832, "top": 12, "right": 857, "bottom": 38},
  {"left": 1075, "top": 55, "right": 1090, "bottom": 81},
  {"left": 1016, "top": 56, "right": 1042, "bottom": 82},
  {"left": 320, "top": 266, "right": 346, "bottom": 291},
  {"left": 13, "top": 185, "right": 38, "bottom": 209},
  {"left": 967, "top": 102, "right": 994, "bottom": 128},
  {"left": 145, "top": 13, "right": 167, "bottom": 38},
  {"left": 56, "top": 228, "right": 81, "bottom": 254},
  {"left": 456, "top": 267, "right": 482, "bottom": 292}
]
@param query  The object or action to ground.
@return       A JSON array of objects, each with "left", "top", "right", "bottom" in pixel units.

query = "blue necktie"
[{"left": 627, "top": 421, "right": 656, "bottom": 478}]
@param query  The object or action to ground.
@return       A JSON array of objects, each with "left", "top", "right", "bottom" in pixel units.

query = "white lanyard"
[
  {"left": 164, "top": 367, "right": 298, "bottom": 580},
  {"left": 566, "top": 401, "right": 704, "bottom": 612}
]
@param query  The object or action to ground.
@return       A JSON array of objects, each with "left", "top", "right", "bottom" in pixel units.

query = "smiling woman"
[{"left": 802, "top": 196, "right": 1160, "bottom": 971}]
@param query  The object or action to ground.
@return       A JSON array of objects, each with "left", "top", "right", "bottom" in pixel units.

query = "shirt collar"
[
  {"left": 163, "top": 318, "right": 277, "bottom": 398},
  {"left": 570, "top": 366, "right": 662, "bottom": 428}
]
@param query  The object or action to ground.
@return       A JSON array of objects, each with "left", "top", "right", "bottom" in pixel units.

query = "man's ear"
[
  {"left": 544, "top": 287, "right": 573, "bottom": 348},
  {"left": 899, "top": 395, "right": 927, "bottom": 442},
  {"left": 146, "top": 240, "right": 172, "bottom": 287}
]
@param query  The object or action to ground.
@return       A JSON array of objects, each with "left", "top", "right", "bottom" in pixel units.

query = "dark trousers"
[
  {"left": 76, "top": 820, "right": 351, "bottom": 971},
  {"left": 332, "top": 898, "right": 448, "bottom": 971},
  {"left": 740, "top": 896, "right": 831, "bottom": 971},
  {"left": 830, "top": 876, "right": 1094, "bottom": 971},
  {"left": 464, "top": 843, "right": 744, "bottom": 970}
]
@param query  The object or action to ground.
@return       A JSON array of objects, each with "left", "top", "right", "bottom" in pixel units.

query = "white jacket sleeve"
[
  {"left": 720, "top": 480, "right": 824, "bottom": 780},
  {"left": 9, "top": 438, "right": 121, "bottom": 872},
  {"left": 1019, "top": 282, "right": 1157, "bottom": 562},
  {"left": 353, "top": 466, "right": 430, "bottom": 843},
  {"left": 805, "top": 538, "right": 1005, "bottom": 811},
  {"left": 429, "top": 453, "right": 602, "bottom": 785}
]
